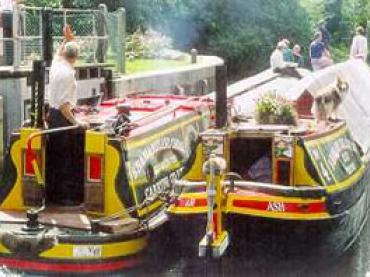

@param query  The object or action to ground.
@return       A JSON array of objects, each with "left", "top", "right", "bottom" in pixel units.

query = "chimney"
[{"left": 215, "top": 65, "right": 227, "bottom": 129}]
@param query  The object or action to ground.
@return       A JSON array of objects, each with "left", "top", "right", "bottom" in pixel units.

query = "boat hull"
[
  {"left": 168, "top": 165, "right": 370, "bottom": 257},
  {"left": 0, "top": 224, "right": 148, "bottom": 274}
]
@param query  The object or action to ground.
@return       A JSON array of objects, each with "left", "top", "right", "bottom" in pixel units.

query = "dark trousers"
[
  {"left": 274, "top": 67, "right": 302, "bottom": 79},
  {"left": 2, "top": 12, "right": 13, "bottom": 66},
  {"left": 46, "top": 108, "right": 84, "bottom": 205}
]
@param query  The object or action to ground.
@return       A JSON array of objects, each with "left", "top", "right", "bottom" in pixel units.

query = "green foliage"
[
  {"left": 25, "top": 0, "right": 370, "bottom": 77},
  {"left": 122, "top": 0, "right": 311, "bottom": 77},
  {"left": 125, "top": 58, "right": 188, "bottom": 74},
  {"left": 255, "top": 93, "right": 297, "bottom": 125}
]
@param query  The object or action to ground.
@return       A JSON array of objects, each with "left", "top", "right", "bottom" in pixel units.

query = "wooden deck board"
[{"left": 0, "top": 206, "right": 92, "bottom": 230}]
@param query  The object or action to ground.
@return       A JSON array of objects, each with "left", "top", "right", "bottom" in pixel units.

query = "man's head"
[
  {"left": 293, "top": 44, "right": 301, "bottom": 54},
  {"left": 277, "top": 41, "right": 286, "bottom": 50},
  {"left": 63, "top": 41, "right": 79, "bottom": 65}
]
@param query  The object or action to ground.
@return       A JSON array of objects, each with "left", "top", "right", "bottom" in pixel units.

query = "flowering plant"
[
  {"left": 126, "top": 28, "right": 173, "bottom": 60},
  {"left": 255, "top": 92, "right": 297, "bottom": 125}
]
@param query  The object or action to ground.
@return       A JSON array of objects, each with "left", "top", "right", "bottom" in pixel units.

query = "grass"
[{"left": 125, "top": 58, "right": 190, "bottom": 74}]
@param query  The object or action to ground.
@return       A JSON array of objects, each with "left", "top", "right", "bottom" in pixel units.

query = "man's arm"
[
  {"left": 60, "top": 103, "right": 88, "bottom": 128},
  {"left": 56, "top": 25, "right": 75, "bottom": 57}
]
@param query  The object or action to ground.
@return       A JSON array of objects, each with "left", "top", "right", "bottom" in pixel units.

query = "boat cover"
[{"left": 288, "top": 59, "right": 370, "bottom": 154}]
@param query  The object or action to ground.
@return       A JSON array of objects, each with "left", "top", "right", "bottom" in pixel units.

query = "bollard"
[
  {"left": 191, "top": 48, "right": 198, "bottom": 64},
  {"left": 12, "top": 4, "right": 22, "bottom": 68},
  {"left": 117, "top": 8, "right": 126, "bottom": 74},
  {"left": 97, "top": 4, "right": 108, "bottom": 63},
  {"left": 199, "top": 154, "right": 229, "bottom": 258}
]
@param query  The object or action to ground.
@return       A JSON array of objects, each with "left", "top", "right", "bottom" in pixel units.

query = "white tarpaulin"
[{"left": 288, "top": 59, "right": 370, "bottom": 154}]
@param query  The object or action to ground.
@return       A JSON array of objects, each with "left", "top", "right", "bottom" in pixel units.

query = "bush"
[
  {"left": 255, "top": 92, "right": 297, "bottom": 125},
  {"left": 125, "top": 28, "right": 173, "bottom": 60}
]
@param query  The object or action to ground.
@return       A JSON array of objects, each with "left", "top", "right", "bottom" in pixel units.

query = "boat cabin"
[
  {"left": 2, "top": 94, "right": 212, "bottom": 221},
  {"left": 200, "top": 119, "right": 362, "bottom": 190}
]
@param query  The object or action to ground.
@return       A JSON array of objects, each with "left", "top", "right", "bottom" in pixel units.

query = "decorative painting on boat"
[{"left": 303, "top": 127, "right": 362, "bottom": 186}]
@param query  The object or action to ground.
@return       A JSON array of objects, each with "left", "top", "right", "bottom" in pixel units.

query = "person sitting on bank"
[
  {"left": 270, "top": 41, "right": 302, "bottom": 79},
  {"left": 282, "top": 38, "right": 293, "bottom": 62},
  {"left": 293, "top": 44, "right": 304, "bottom": 67},
  {"left": 350, "top": 26, "right": 368, "bottom": 61},
  {"left": 310, "top": 31, "right": 333, "bottom": 71},
  {"left": 46, "top": 25, "right": 89, "bottom": 206}
]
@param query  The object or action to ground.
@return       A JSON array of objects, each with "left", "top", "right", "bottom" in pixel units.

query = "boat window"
[{"left": 230, "top": 138, "right": 272, "bottom": 183}]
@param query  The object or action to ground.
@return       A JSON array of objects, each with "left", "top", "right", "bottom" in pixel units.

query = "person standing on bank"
[
  {"left": 46, "top": 25, "right": 89, "bottom": 206},
  {"left": 310, "top": 31, "right": 333, "bottom": 71},
  {"left": 350, "top": 26, "right": 368, "bottom": 62},
  {"left": 318, "top": 20, "right": 331, "bottom": 49}
]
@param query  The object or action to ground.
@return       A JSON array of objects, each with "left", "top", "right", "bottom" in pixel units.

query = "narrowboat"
[
  {"left": 168, "top": 60, "right": 370, "bottom": 257},
  {"left": 0, "top": 85, "right": 212, "bottom": 273}
]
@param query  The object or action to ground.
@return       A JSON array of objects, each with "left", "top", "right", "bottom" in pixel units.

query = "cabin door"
[{"left": 272, "top": 136, "right": 294, "bottom": 185}]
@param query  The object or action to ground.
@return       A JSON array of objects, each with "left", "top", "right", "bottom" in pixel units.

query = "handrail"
[
  {"left": 27, "top": 125, "right": 80, "bottom": 157},
  {"left": 173, "top": 179, "right": 327, "bottom": 197},
  {"left": 26, "top": 126, "right": 80, "bottom": 185},
  {"left": 22, "top": 6, "right": 102, "bottom": 13}
]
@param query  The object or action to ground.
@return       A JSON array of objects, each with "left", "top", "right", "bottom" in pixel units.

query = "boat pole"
[{"left": 199, "top": 154, "right": 229, "bottom": 258}]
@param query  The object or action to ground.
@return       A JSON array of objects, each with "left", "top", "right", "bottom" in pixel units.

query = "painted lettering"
[{"left": 267, "top": 202, "right": 285, "bottom": 212}]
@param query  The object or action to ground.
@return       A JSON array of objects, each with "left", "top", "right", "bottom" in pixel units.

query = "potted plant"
[{"left": 255, "top": 92, "right": 297, "bottom": 125}]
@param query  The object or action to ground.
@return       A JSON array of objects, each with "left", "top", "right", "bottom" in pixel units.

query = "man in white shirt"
[
  {"left": 350, "top": 26, "right": 368, "bottom": 61},
  {"left": 48, "top": 25, "right": 88, "bottom": 128},
  {"left": 270, "top": 41, "right": 301, "bottom": 79},
  {"left": 270, "top": 41, "right": 286, "bottom": 70},
  {"left": 46, "top": 25, "right": 88, "bottom": 206}
]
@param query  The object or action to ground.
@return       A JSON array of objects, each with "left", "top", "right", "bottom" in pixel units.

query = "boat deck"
[{"left": 0, "top": 205, "right": 91, "bottom": 230}]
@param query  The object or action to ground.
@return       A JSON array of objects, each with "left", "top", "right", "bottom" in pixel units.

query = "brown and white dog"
[{"left": 312, "top": 76, "right": 349, "bottom": 124}]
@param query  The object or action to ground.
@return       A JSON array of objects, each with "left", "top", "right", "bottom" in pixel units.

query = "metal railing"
[{"left": 0, "top": 4, "right": 125, "bottom": 72}]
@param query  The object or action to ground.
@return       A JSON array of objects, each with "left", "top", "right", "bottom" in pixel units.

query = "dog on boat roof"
[{"left": 311, "top": 76, "right": 349, "bottom": 124}]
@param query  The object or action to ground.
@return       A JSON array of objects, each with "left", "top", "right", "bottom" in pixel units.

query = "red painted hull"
[{"left": 0, "top": 255, "right": 141, "bottom": 274}]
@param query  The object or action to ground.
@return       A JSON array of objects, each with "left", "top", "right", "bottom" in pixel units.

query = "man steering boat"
[{"left": 46, "top": 25, "right": 89, "bottom": 206}]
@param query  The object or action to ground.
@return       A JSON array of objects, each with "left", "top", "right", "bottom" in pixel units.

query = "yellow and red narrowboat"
[
  {"left": 168, "top": 60, "right": 370, "bottom": 257},
  {"left": 0, "top": 92, "right": 212, "bottom": 274}
]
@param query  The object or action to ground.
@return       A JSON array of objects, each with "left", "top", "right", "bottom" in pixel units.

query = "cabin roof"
[
  {"left": 76, "top": 94, "right": 212, "bottom": 136},
  {"left": 227, "top": 68, "right": 310, "bottom": 117}
]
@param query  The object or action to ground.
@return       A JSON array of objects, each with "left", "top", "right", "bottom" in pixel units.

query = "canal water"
[{"left": 4, "top": 216, "right": 370, "bottom": 277}]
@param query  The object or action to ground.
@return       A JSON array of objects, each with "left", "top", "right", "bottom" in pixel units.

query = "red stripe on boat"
[
  {"left": 0, "top": 256, "right": 140, "bottom": 273},
  {"left": 233, "top": 200, "right": 326, "bottom": 213}
]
